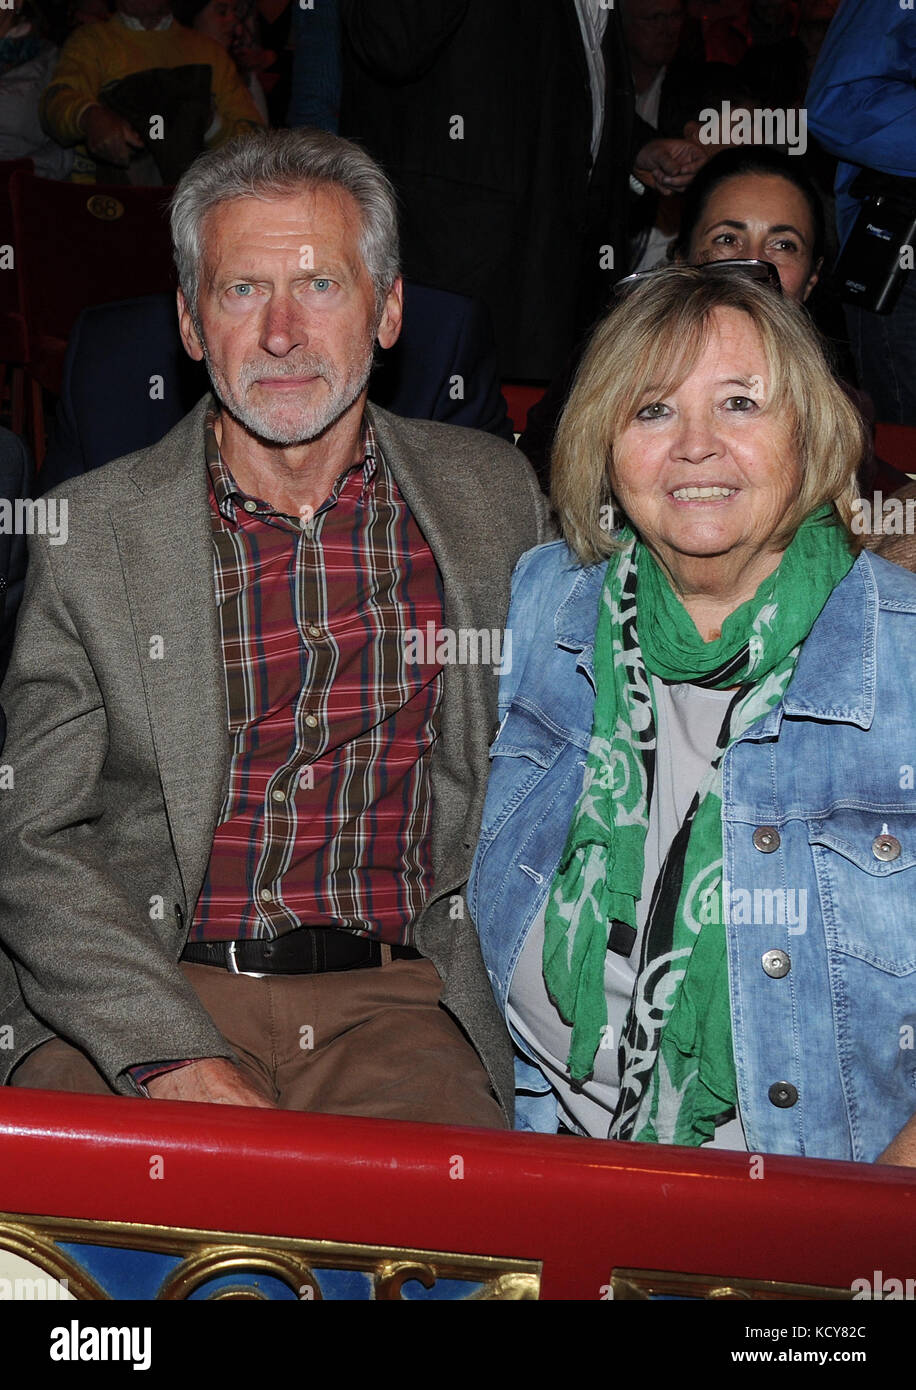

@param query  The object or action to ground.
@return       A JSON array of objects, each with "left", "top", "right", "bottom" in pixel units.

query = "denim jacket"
[{"left": 468, "top": 540, "right": 916, "bottom": 1161}]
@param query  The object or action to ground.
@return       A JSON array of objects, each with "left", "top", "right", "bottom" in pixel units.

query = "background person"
[
  {"left": 807, "top": 0, "right": 916, "bottom": 425},
  {"left": 470, "top": 265, "right": 916, "bottom": 1164},
  {"left": 40, "top": 0, "right": 263, "bottom": 183},
  {"left": 0, "top": 0, "right": 74, "bottom": 176},
  {"left": 172, "top": 0, "right": 270, "bottom": 122},
  {"left": 520, "top": 148, "right": 829, "bottom": 487},
  {"left": 338, "top": 0, "right": 709, "bottom": 382}
]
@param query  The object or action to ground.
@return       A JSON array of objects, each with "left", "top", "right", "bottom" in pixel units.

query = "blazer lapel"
[
  {"left": 109, "top": 396, "right": 230, "bottom": 905},
  {"left": 366, "top": 405, "right": 494, "bottom": 891}
]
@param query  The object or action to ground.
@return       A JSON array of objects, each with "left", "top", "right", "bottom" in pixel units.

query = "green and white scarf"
[{"left": 543, "top": 507, "right": 855, "bottom": 1145}]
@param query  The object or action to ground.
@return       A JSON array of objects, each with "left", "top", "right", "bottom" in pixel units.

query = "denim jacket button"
[
  {"left": 753, "top": 826, "right": 780, "bottom": 853},
  {"left": 762, "top": 949, "right": 790, "bottom": 978},
  {"left": 768, "top": 1081, "right": 798, "bottom": 1108},
  {"left": 872, "top": 834, "right": 901, "bottom": 862}
]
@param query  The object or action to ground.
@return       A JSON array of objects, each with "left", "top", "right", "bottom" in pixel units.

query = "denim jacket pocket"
[
  {"left": 476, "top": 702, "right": 567, "bottom": 842},
  {"left": 809, "top": 809, "right": 916, "bottom": 975}
]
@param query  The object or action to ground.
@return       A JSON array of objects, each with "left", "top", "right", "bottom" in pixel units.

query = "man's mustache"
[{"left": 237, "top": 358, "right": 334, "bottom": 388}]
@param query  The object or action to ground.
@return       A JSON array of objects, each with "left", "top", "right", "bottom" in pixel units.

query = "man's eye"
[
  {"left": 231, "top": 284, "right": 253, "bottom": 297},
  {"left": 312, "top": 278, "right": 332, "bottom": 292},
  {"left": 636, "top": 401, "right": 669, "bottom": 420}
]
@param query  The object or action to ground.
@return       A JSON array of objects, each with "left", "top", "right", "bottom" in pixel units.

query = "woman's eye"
[
  {"left": 725, "top": 395, "right": 755, "bottom": 412},
  {"left": 711, "top": 232, "right": 738, "bottom": 247},
  {"left": 770, "top": 239, "right": 798, "bottom": 253},
  {"left": 636, "top": 401, "right": 670, "bottom": 420}
]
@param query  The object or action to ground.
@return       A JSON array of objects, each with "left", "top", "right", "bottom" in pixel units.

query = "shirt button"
[
  {"left": 271, "top": 789, "right": 286, "bottom": 802},
  {"left": 872, "top": 834, "right": 901, "bottom": 862},
  {"left": 768, "top": 1081, "right": 798, "bottom": 1108},
  {"left": 753, "top": 826, "right": 780, "bottom": 853},
  {"left": 304, "top": 714, "right": 318, "bottom": 729},
  {"left": 260, "top": 888, "right": 272, "bottom": 902},
  {"left": 307, "top": 624, "right": 322, "bottom": 638},
  {"left": 242, "top": 499, "right": 258, "bottom": 513},
  {"left": 762, "top": 949, "right": 790, "bottom": 978}
]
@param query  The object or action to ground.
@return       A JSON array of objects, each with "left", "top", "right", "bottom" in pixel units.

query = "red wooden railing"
[{"left": 1, "top": 1089, "right": 913, "bottom": 1300}]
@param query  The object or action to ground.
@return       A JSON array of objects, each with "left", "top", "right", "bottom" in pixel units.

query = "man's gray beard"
[{"left": 200, "top": 338, "right": 375, "bottom": 447}]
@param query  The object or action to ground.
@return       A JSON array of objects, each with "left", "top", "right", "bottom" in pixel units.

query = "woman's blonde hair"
[{"left": 552, "top": 266, "right": 866, "bottom": 565}]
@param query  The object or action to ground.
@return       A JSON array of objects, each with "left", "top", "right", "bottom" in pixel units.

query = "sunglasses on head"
[{"left": 613, "top": 259, "right": 783, "bottom": 298}]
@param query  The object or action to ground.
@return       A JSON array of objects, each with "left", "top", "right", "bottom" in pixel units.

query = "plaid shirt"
[{"left": 190, "top": 408, "right": 444, "bottom": 946}]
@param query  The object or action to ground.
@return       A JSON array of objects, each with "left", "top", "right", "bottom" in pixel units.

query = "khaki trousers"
[{"left": 11, "top": 957, "right": 506, "bottom": 1130}]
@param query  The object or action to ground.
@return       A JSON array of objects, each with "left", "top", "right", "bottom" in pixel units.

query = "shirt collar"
[
  {"left": 116, "top": 10, "right": 173, "bottom": 31},
  {"left": 204, "top": 406, "right": 378, "bottom": 523}
]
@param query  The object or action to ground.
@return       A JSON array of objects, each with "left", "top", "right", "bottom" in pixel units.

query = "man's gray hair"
[{"left": 170, "top": 128, "right": 400, "bottom": 322}]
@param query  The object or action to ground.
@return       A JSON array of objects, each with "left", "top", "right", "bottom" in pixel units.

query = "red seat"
[
  {"left": 10, "top": 172, "right": 177, "bottom": 461},
  {"left": 874, "top": 423, "right": 916, "bottom": 486},
  {"left": 501, "top": 382, "right": 546, "bottom": 436}
]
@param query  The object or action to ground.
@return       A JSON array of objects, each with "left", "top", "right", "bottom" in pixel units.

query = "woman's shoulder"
[
  {"left": 859, "top": 548, "right": 916, "bottom": 611},
  {"left": 511, "top": 538, "right": 604, "bottom": 590}
]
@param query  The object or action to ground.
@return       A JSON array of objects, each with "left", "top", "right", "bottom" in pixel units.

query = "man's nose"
[{"left": 259, "top": 294, "right": 306, "bottom": 357}]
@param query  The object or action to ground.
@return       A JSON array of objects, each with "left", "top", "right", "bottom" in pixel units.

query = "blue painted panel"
[{"left": 57, "top": 1243, "right": 183, "bottom": 1300}]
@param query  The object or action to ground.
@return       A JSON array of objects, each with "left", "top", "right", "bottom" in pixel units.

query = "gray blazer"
[{"left": 0, "top": 396, "right": 551, "bottom": 1115}]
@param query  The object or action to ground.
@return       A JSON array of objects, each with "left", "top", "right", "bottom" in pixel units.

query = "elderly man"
[
  {"left": 41, "top": 0, "right": 262, "bottom": 183},
  {"left": 0, "top": 129, "right": 549, "bottom": 1124}
]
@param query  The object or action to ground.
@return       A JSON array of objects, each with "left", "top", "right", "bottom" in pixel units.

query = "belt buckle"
[{"left": 226, "top": 941, "right": 267, "bottom": 979}]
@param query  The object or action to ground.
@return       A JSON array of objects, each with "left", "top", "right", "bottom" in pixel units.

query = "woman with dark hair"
[
  {"left": 518, "top": 147, "right": 858, "bottom": 489},
  {"left": 671, "top": 146, "right": 825, "bottom": 304},
  {"left": 171, "top": 0, "right": 270, "bottom": 122}
]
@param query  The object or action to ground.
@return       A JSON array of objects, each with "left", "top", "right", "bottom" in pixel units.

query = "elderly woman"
[{"left": 469, "top": 264, "right": 916, "bottom": 1165}]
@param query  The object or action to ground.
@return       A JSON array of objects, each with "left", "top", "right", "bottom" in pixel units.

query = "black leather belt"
[{"left": 181, "top": 928, "right": 422, "bottom": 976}]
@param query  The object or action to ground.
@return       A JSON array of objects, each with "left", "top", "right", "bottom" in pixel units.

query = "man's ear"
[
  {"left": 177, "top": 287, "right": 205, "bottom": 362},
  {"left": 376, "top": 275, "right": 403, "bottom": 351}
]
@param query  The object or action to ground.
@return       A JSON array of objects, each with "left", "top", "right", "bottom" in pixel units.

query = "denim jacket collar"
[
  {"left": 553, "top": 559, "right": 608, "bottom": 691},
  {"left": 551, "top": 549, "right": 887, "bottom": 732}
]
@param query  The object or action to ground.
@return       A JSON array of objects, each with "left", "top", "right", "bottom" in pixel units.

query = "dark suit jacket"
[
  {"left": 340, "top": 0, "right": 652, "bottom": 380},
  {"left": 39, "top": 282, "right": 513, "bottom": 493},
  {"left": 0, "top": 398, "right": 550, "bottom": 1117}
]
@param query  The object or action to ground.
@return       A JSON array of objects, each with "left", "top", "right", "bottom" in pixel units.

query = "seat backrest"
[
  {"left": 874, "top": 423, "right": 916, "bottom": 482},
  {"left": 10, "top": 172, "right": 175, "bottom": 347},
  {"left": 0, "top": 159, "right": 34, "bottom": 322}
]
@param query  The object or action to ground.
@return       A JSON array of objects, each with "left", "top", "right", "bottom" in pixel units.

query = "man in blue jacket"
[{"left": 807, "top": 0, "right": 916, "bottom": 424}]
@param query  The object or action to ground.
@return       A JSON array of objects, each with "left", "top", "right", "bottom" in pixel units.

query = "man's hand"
[
  {"left": 146, "top": 1057, "right": 277, "bottom": 1107},
  {"left": 634, "top": 137, "right": 710, "bottom": 195},
  {"left": 80, "top": 104, "right": 146, "bottom": 166},
  {"left": 876, "top": 1112, "right": 916, "bottom": 1167}
]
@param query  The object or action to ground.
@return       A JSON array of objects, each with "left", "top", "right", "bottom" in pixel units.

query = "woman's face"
[
  {"left": 611, "top": 307, "right": 802, "bottom": 596},
  {"left": 194, "top": 0, "right": 236, "bottom": 48},
  {"left": 686, "top": 174, "right": 821, "bottom": 303}
]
